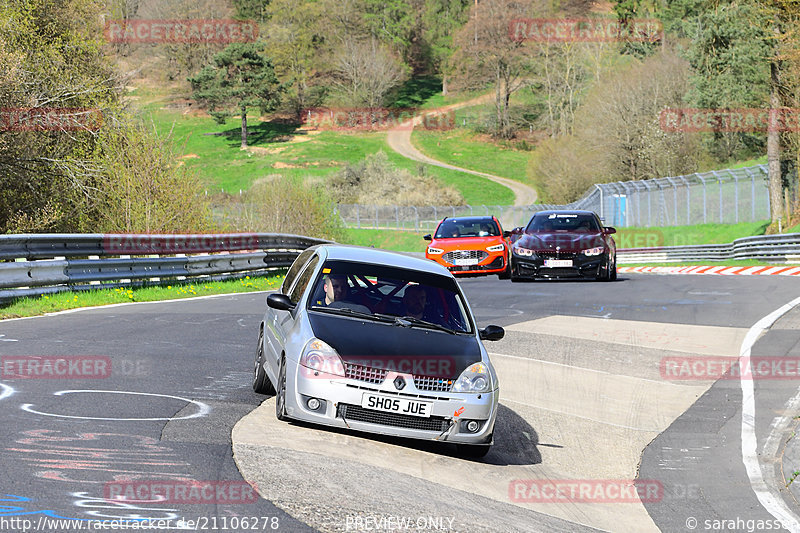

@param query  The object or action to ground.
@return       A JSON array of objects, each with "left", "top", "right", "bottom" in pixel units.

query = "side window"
[
  {"left": 289, "top": 256, "right": 320, "bottom": 303},
  {"left": 282, "top": 249, "right": 315, "bottom": 295}
]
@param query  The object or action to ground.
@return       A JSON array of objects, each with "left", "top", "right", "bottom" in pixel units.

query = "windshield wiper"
[
  {"left": 394, "top": 315, "right": 460, "bottom": 335},
  {"left": 310, "top": 306, "right": 394, "bottom": 322}
]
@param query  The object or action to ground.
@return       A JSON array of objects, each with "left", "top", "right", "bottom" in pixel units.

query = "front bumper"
[
  {"left": 428, "top": 252, "right": 507, "bottom": 276},
  {"left": 512, "top": 252, "right": 606, "bottom": 279},
  {"left": 284, "top": 362, "right": 498, "bottom": 445}
]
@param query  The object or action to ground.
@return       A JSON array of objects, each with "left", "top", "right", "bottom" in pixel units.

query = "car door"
[{"left": 264, "top": 252, "right": 320, "bottom": 380}]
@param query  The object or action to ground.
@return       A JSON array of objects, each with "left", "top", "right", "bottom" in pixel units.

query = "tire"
[
  {"left": 497, "top": 258, "right": 511, "bottom": 280},
  {"left": 609, "top": 255, "right": 617, "bottom": 281},
  {"left": 253, "top": 329, "right": 276, "bottom": 395},
  {"left": 456, "top": 443, "right": 491, "bottom": 458},
  {"left": 275, "top": 356, "right": 289, "bottom": 421}
]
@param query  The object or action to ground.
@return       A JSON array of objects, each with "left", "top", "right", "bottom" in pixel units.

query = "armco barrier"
[
  {"left": 0, "top": 233, "right": 331, "bottom": 304},
  {"left": 617, "top": 233, "right": 800, "bottom": 264}
]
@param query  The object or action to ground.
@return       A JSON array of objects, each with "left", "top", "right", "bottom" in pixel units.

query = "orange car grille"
[{"left": 442, "top": 250, "right": 489, "bottom": 263}]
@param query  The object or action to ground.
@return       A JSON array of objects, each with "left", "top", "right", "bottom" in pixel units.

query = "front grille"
[
  {"left": 537, "top": 251, "right": 578, "bottom": 259},
  {"left": 414, "top": 375, "right": 453, "bottom": 392},
  {"left": 344, "top": 363, "right": 387, "bottom": 384},
  {"left": 443, "top": 250, "right": 488, "bottom": 264},
  {"left": 337, "top": 403, "right": 450, "bottom": 432}
]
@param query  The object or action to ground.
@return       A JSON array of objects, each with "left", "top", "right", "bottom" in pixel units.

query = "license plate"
[
  {"left": 455, "top": 258, "right": 479, "bottom": 266},
  {"left": 544, "top": 259, "right": 573, "bottom": 267},
  {"left": 361, "top": 393, "right": 433, "bottom": 418}
]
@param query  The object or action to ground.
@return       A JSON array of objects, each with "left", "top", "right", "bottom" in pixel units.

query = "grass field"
[
  {"left": 342, "top": 228, "right": 427, "bottom": 252},
  {"left": 0, "top": 275, "right": 284, "bottom": 320},
  {"left": 615, "top": 221, "right": 771, "bottom": 248},
  {"left": 411, "top": 129, "right": 533, "bottom": 183},
  {"left": 135, "top": 94, "right": 513, "bottom": 205}
]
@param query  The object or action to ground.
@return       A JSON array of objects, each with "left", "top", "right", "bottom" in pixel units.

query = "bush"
[
  {"left": 329, "top": 151, "right": 464, "bottom": 206},
  {"left": 92, "top": 116, "right": 214, "bottom": 233},
  {"left": 223, "top": 175, "right": 345, "bottom": 241}
]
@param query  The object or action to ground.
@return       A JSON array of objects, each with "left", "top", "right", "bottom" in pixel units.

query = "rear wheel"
[
  {"left": 253, "top": 329, "right": 275, "bottom": 395},
  {"left": 456, "top": 443, "right": 491, "bottom": 458},
  {"left": 275, "top": 356, "right": 289, "bottom": 421}
]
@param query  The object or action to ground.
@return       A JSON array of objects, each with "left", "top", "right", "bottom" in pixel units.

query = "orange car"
[{"left": 424, "top": 216, "right": 511, "bottom": 279}]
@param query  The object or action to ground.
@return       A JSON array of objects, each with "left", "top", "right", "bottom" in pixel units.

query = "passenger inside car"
[{"left": 401, "top": 285, "right": 428, "bottom": 320}]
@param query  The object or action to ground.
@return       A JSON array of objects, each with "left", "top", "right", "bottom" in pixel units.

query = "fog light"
[
  {"left": 307, "top": 398, "right": 320, "bottom": 410},
  {"left": 466, "top": 420, "right": 480, "bottom": 433}
]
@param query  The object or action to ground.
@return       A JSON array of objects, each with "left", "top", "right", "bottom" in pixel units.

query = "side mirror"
[
  {"left": 267, "top": 293, "right": 296, "bottom": 311},
  {"left": 479, "top": 325, "right": 505, "bottom": 341},
  {"left": 603, "top": 227, "right": 617, "bottom": 235},
  {"left": 502, "top": 230, "right": 511, "bottom": 238}
]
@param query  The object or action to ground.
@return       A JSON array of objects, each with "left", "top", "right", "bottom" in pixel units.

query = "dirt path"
[{"left": 386, "top": 93, "right": 538, "bottom": 207}]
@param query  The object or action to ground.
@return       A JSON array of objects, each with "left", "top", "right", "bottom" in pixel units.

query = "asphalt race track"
[{"left": 1, "top": 273, "right": 799, "bottom": 532}]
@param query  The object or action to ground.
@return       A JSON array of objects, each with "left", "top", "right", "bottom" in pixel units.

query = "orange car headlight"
[
  {"left": 486, "top": 244, "right": 505, "bottom": 252},
  {"left": 427, "top": 246, "right": 444, "bottom": 254}
]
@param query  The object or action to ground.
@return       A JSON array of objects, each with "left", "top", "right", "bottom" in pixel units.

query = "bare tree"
[
  {"left": 333, "top": 39, "right": 407, "bottom": 108},
  {"left": 449, "top": 0, "right": 535, "bottom": 139}
]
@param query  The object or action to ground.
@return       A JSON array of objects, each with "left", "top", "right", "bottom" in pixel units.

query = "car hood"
[
  {"left": 308, "top": 311, "right": 481, "bottom": 379},
  {"left": 518, "top": 232, "right": 605, "bottom": 252}
]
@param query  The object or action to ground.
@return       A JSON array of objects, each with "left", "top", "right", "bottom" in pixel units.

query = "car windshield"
[
  {"left": 434, "top": 219, "right": 500, "bottom": 239},
  {"left": 307, "top": 260, "right": 473, "bottom": 334},
  {"left": 526, "top": 213, "right": 601, "bottom": 232}
]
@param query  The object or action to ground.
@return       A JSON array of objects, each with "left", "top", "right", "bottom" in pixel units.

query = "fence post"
[
  {"left": 375, "top": 205, "right": 378, "bottom": 229},
  {"left": 745, "top": 168, "right": 756, "bottom": 221},
  {"left": 412, "top": 206, "right": 419, "bottom": 232},
  {"left": 395, "top": 205, "right": 399, "bottom": 230},
  {"left": 679, "top": 176, "right": 690, "bottom": 224},
  {"left": 729, "top": 170, "right": 739, "bottom": 224},
  {"left": 356, "top": 204, "right": 361, "bottom": 229},
  {"left": 711, "top": 171, "right": 723, "bottom": 223},
  {"left": 696, "top": 174, "right": 707, "bottom": 224}
]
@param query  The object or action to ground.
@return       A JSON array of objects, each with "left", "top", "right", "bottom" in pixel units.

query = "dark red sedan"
[{"left": 508, "top": 210, "right": 617, "bottom": 281}]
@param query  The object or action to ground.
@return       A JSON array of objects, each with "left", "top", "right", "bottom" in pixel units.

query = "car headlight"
[
  {"left": 486, "top": 244, "right": 505, "bottom": 252},
  {"left": 427, "top": 246, "right": 444, "bottom": 254},
  {"left": 300, "top": 338, "right": 345, "bottom": 377},
  {"left": 452, "top": 362, "right": 492, "bottom": 393},
  {"left": 513, "top": 246, "right": 534, "bottom": 257},
  {"left": 582, "top": 247, "right": 604, "bottom": 256}
]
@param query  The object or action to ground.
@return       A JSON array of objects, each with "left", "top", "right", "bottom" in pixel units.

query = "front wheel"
[
  {"left": 497, "top": 257, "right": 511, "bottom": 280},
  {"left": 275, "top": 356, "right": 289, "bottom": 421},
  {"left": 609, "top": 255, "right": 617, "bottom": 281},
  {"left": 253, "top": 329, "right": 275, "bottom": 395}
]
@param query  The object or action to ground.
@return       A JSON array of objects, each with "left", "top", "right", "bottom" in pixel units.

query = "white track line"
[{"left": 740, "top": 296, "right": 800, "bottom": 531}]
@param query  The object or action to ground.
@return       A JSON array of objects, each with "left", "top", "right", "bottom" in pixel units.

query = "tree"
[
  {"left": 421, "top": 0, "right": 471, "bottom": 94},
  {"left": 333, "top": 39, "right": 407, "bottom": 107},
  {"left": 232, "top": 0, "right": 271, "bottom": 23},
  {"left": 264, "top": 0, "right": 327, "bottom": 117},
  {"left": 449, "top": 0, "right": 535, "bottom": 139},
  {"left": 189, "top": 42, "right": 282, "bottom": 149}
]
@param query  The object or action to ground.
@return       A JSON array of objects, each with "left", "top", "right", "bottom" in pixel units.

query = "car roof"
[
  {"left": 531, "top": 210, "right": 597, "bottom": 216},
  {"left": 315, "top": 244, "right": 451, "bottom": 276},
  {"left": 439, "top": 216, "right": 497, "bottom": 224}
]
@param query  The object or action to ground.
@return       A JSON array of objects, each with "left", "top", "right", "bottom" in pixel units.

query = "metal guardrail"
[
  {"left": 0, "top": 233, "right": 331, "bottom": 304},
  {"left": 617, "top": 233, "right": 800, "bottom": 264}
]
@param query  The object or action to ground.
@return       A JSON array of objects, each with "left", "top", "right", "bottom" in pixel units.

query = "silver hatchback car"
[{"left": 253, "top": 244, "right": 504, "bottom": 457}]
